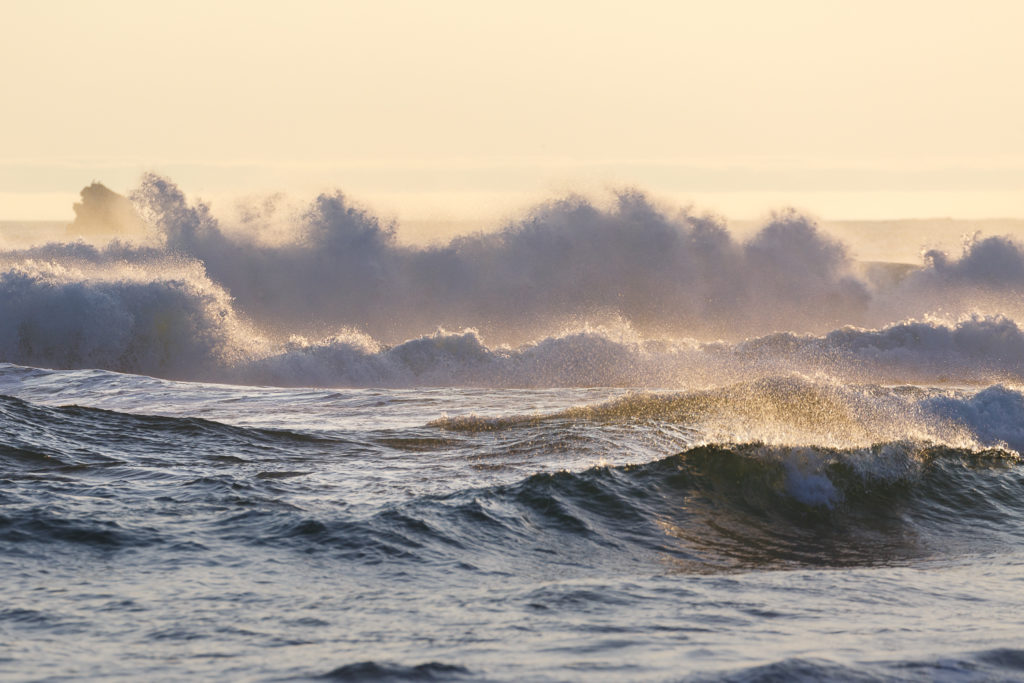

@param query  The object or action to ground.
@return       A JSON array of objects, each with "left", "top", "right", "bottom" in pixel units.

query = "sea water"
[
  {"left": 2, "top": 369, "right": 1024, "bottom": 680},
  {"left": 2, "top": 178, "right": 1024, "bottom": 680}
]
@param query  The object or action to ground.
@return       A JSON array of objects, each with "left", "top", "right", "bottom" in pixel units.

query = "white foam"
[{"left": 4, "top": 175, "right": 1024, "bottom": 389}]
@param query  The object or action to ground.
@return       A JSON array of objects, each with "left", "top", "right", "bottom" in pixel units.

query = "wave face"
[
  {"left": 2, "top": 375, "right": 1022, "bottom": 571},
  {"left": 4, "top": 175, "right": 1024, "bottom": 386}
]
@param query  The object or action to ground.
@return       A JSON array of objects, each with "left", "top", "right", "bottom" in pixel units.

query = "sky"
[{"left": 2, "top": 0, "right": 1023, "bottom": 227}]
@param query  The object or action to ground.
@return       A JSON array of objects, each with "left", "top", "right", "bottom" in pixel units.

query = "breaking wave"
[
  {"left": 127, "top": 174, "right": 869, "bottom": 342},
  {"left": 3, "top": 175, "right": 1024, "bottom": 387},
  {"left": 433, "top": 375, "right": 1024, "bottom": 453},
  {"left": 3, "top": 311, "right": 1024, "bottom": 387}
]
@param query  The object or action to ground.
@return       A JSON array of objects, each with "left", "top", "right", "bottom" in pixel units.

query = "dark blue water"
[{"left": 2, "top": 364, "right": 1024, "bottom": 681}]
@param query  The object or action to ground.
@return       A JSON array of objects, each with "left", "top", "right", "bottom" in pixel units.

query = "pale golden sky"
[{"left": 3, "top": 0, "right": 1022, "bottom": 224}]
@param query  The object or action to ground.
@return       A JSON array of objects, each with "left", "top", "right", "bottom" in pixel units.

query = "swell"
[
  {"left": 214, "top": 442, "right": 1024, "bottom": 573},
  {"left": 0, "top": 393, "right": 367, "bottom": 555},
  {"left": 317, "top": 661, "right": 472, "bottom": 681},
  {"left": 0, "top": 393, "right": 356, "bottom": 473}
]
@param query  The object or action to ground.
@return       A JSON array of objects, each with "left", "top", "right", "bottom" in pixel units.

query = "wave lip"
[{"left": 432, "top": 375, "right": 1024, "bottom": 454}]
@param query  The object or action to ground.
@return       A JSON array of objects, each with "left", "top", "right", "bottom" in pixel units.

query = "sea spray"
[{"left": 5, "top": 176, "right": 1024, "bottom": 388}]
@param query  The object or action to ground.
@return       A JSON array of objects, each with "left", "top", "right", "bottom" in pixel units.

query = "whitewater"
[{"left": 2, "top": 177, "right": 1024, "bottom": 681}]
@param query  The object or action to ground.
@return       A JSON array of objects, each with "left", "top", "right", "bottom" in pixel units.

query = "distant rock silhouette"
[{"left": 67, "top": 182, "right": 146, "bottom": 236}]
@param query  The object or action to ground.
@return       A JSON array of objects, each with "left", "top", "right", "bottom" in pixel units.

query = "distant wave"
[
  {"left": 128, "top": 174, "right": 870, "bottom": 342},
  {"left": 128, "top": 175, "right": 1024, "bottom": 339},
  {"left": 3, "top": 174, "right": 1024, "bottom": 386}
]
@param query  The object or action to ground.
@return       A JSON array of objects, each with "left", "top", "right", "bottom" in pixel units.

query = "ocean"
[{"left": 2, "top": 178, "right": 1024, "bottom": 681}]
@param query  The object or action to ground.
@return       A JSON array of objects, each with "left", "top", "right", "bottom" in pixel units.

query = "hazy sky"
[{"left": 3, "top": 0, "right": 1022, "bottom": 225}]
